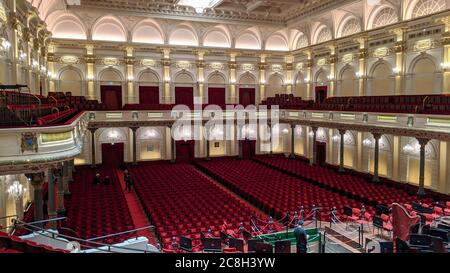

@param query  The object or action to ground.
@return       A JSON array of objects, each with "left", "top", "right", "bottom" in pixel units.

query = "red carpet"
[{"left": 115, "top": 169, "right": 157, "bottom": 245}]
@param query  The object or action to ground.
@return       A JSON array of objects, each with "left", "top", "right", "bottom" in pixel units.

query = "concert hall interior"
[{"left": 0, "top": 0, "right": 450, "bottom": 254}]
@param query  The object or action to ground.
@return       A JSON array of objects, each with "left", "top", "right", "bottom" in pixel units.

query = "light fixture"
[
  {"left": 87, "top": 75, "right": 94, "bottom": 81},
  {"left": 195, "top": 7, "right": 204, "bottom": 13},
  {"left": 441, "top": 62, "right": 450, "bottom": 71},
  {"left": 356, "top": 71, "right": 363, "bottom": 78},
  {"left": 282, "top": 128, "right": 289, "bottom": 135},
  {"left": 393, "top": 67, "right": 401, "bottom": 75},
  {"left": 128, "top": 75, "right": 134, "bottom": 81},
  {"left": 7, "top": 181, "right": 26, "bottom": 200},
  {"left": 230, "top": 79, "right": 236, "bottom": 84},
  {"left": 304, "top": 78, "right": 310, "bottom": 84},
  {"left": 327, "top": 75, "right": 334, "bottom": 81},
  {"left": 362, "top": 138, "right": 373, "bottom": 147},
  {"left": 332, "top": 135, "right": 340, "bottom": 142},
  {"left": 308, "top": 131, "right": 314, "bottom": 137},
  {"left": 295, "top": 127, "right": 303, "bottom": 136},
  {"left": 178, "top": 0, "right": 222, "bottom": 14},
  {"left": 1, "top": 39, "right": 11, "bottom": 50},
  {"left": 19, "top": 51, "right": 27, "bottom": 61}
]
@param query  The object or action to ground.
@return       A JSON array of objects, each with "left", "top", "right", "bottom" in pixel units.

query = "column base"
[
  {"left": 289, "top": 154, "right": 296, "bottom": 159},
  {"left": 338, "top": 166, "right": 345, "bottom": 173},
  {"left": 372, "top": 176, "right": 380, "bottom": 183},
  {"left": 417, "top": 189, "right": 426, "bottom": 196}
]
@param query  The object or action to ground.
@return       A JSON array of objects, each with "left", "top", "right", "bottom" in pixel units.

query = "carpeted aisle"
[{"left": 115, "top": 169, "right": 157, "bottom": 245}]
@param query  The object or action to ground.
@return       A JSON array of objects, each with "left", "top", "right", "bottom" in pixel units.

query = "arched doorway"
[
  {"left": 138, "top": 70, "right": 159, "bottom": 105},
  {"left": 338, "top": 66, "right": 357, "bottom": 97},
  {"left": 174, "top": 72, "right": 194, "bottom": 108},
  {"left": 101, "top": 143, "right": 125, "bottom": 169},
  {"left": 59, "top": 68, "right": 83, "bottom": 96},
  {"left": 410, "top": 57, "right": 437, "bottom": 95},
  {"left": 315, "top": 70, "right": 328, "bottom": 103},
  {"left": 207, "top": 73, "right": 226, "bottom": 107},
  {"left": 370, "top": 62, "right": 393, "bottom": 96},
  {"left": 100, "top": 69, "right": 123, "bottom": 110},
  {"left": 266, "top": 74, "right": 283, "bottom": 98},
  {"left": 238, "top": 73, "right": 256, "bottom": 106}
]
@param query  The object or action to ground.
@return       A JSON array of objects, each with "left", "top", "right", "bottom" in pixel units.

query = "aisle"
[{"left": 115, "top": 169, "right": 157, "bottom": 245}]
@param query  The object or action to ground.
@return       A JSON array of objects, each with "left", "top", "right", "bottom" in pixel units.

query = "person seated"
[
  {"left": 102, "top": 176, "right": 110, "bottom": 185},
  {"left": 93, "top": 173, "right": 101, "bottom": 185}
]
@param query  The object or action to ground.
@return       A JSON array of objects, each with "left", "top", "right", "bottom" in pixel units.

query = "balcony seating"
[
  {"left": 0, "top": 231, "right": 68, "bottom": 253},
  {"left": 253, "top": 155, "right": 436, "bottom": 208},
  {"left": 61, "top": 166, "right": 136, "bottom": 245},
  {"left": 127, "top": 162, "right": 270, "bottom": 249},
  {"left": 122, "top": 104, "right": 175, "bottom": 111},
  {"left": 195, "top": 158, "right": 366, "bottom": 221},
  {"left": 36, "top": 109, "right": 78, "bottom": 126},
  {"left": 261, "top": 94, "right": 313, "bottom": 109}
]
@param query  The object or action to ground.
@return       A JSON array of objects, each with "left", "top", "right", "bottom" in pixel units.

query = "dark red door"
[
  {"left": 101, "top": 143, "right": 124, "bottom": 169},
  {"left": 242, "top": 140, "right": 256, "bottom": 159},
  {"left": 239, "top": 88, "right": 255, "bottom": 107},
  {"left": 139, "top": 86, "right": 159, "bottom": 105},
  {"left": 175, "top": 140, "right": 195, "bottom": 163},
  {"left": 101, "top": 85, "right": 122, "bottom": 110},
  {"left": 175, "top": 87, "right": 194, "bottom": 109},
  {"left": 315, "top": 86, "right": 327, "bottom": 103},
  {"left": 208, "top": 88, "right": 226, "bottom": 107},
  {"left": 316, "top": 142, "right": 327, "bottom": 166}
]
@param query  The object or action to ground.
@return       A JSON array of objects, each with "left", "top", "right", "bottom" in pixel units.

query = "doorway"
[
  {"left": 242, "top": 140, "right": 256, "bottom": 159},
  {"left": 208, "top": 87, "right": 226, "bottom": 107},
  {"left": 175, "top": 87, "right": 194, "bottom": 109},
  {"left": 316, "top": 142, "right": 327, "bottom": 166},
  {"left": 175, "top": 140, "right": 195, "bottom": 163},
  {"left": 101, "top": 143, "right": 124, "bottom": 169},
  {"left": 239, "top": 88, "right": 256, "bottom": 107},
  {"left": 315, "top": 86, "right": 328, "bottom": 103},
  {"left": 139, "top": 86, "right": 159, "bottom": 105},
  {"left": 101, "top": 85, "right": 122, "bottom": 110}
]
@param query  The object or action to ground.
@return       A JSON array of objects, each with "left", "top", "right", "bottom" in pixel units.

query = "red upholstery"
[
  {"left": 60, "top": 166, "right": 136, "bottom": 245},
  {"left": 127, "top": 162, "right": 270, "bottom": 249},
  {"left": 196, "top": 158, "right": 365, "bottom": 221}
]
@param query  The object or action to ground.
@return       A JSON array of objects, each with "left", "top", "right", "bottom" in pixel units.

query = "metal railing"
[
  {"left": 86, "top": 226, "right": 154, "bottom": 242},
  {"left": 10, "top": 218, "right": 159, "bottom": 253}
]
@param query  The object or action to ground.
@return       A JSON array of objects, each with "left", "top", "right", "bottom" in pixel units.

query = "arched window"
[
  {"left": 296, "top": 34, "right": 308, "bottom": 49},
  {"left": 341, "top": 18, "right": 361, "bottom": 37},
  {"left": 373, "top": 7, "right": 398, "bottom": 28},
  {"left": 316, "top": 27, "right": 332, "bottom": 44},
  {"left": 412, "top": 0, "right": 446, "bottom": 18}
]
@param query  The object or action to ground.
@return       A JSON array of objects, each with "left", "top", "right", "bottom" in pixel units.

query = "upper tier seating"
[
  {"left": 195, "top": 158, "right": 369, "bottom": 220},
  {"left": 128, "top": 162, "right": 273, "bottom": 249},
  {"left": 261, "top": 94, "right": 313, "bottom": 109},
  {"left": 61, "top": 166, "right": 136, "bottom": 245},
  {"left": 252, "top": 155, "right": 436, "bottom": 208}
]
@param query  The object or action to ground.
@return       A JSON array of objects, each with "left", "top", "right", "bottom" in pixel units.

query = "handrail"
[
  {"left": 12, "top": 219, "right": 159, "bottom": 253},
  {"left": 86, "top": 226, "right": 154, "bottom": 241},
  {"left": 0, "top": 214, "right": 18, "bottom": 221},
  {"left": 14, "top": 217, "right": 67, "bottom": 227}
]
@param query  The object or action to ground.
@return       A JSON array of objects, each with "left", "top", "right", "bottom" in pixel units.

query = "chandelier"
[
  {"left": 7, "top": 181, "right": 26, "bottom": 200},
  {"left": 178, "top": 0, "right": 223, "bottom": 14}
]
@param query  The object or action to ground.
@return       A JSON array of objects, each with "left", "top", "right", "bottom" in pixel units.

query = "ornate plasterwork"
[
  {"left": 271, "top": 64, "right": 283, "bottom": 73},
  {"left": 373, "top": 7, "right": 398, "bottom": 28},
  {"left": 175, "top": 61, "right": 191, "bottom": 69},
  {"left": 102, "top": 57, "right": 119, "bottom": 66},
  {"left": 372, "top": 47, "right": 390, "bottom": 58},
  {"left": 240, "top": 63, "right": 254, "bottom": 72},
  {"left": 412, "top": 0, "right": 446, "bottom": 19},
  {"left": 59, "top": 55, "right": 80, "bottom": 65},
  {"left": 413, "top": 38, "right": 437, "bottom": 52},
  {"left": 21, "top": 133, "right": 38, "bottom": 153},
  {"left": 208, "top": 62, "right": 224, "bottom": 70},
  {"left": 342, "top": 53, "right": 354, "bottom": 63},
  {"left": 140, "top": 59, "right": 157, "bottom": 68}
]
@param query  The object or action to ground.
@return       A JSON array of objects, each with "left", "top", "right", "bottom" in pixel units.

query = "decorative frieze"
[
  {"left": 161, "top": 58, "right": 171, "bottom": 67},
  {"left": 228, "top": 61, "right": 237, "bottom": 70},
  {"left": 441, "top": 32, "right": 450, "bottom": 46},
  {"left": 209, "top": 62, "right": 224, "bottom": 70},
  {"left": 125, "top": 56, "right": 135, "bottom": 65},
  {"left": 240, "top": 63, "right": 255, "bottom": 71},
  {"left": 175, "top": 61, "right": 191, "bottom": 69},
  {"left": 102, "top": 57, "right": 119, "bottom": 66},
  {"left": 59, "top": 55, "right": 80, "bottom": 65},
  {"left": 342, "top": 53, "right": 353, "bottom": 63},
  {"left": 141, "top": 59, "right": 157, "bottom": 68},
  {"left": 413, "top": 39, "right": 436, "bottom": 52},
  {"left": 271, "top": 64, "right": 283, "bottom": 72},
  {"left": 372, "top": 47, "right": 389, "bottom": 58},
  {"left": 316, "top": 58, "right": 327, "bottom": 66},
  {"left": 196, "top": 60, "right": 205, "bottom": 68}
]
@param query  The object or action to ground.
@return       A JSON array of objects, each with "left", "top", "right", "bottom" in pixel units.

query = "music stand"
[
  {"left": 274, "top": 240, "right": 291, "bottom": 253},
  {"left": 179, "top": 236, "right": 192, "bottom": 252},
  {"left": 428, "top": 228, "right": 449, "bottom": 243},
  {"left": 202, "top": 237, "right": 222, "bottom": 253},
  {"left": 255, "top": 242, "right": 273, "bottom": 253},
  {"left": 247, "top": 239, "right": 264, "bottom": 253},
  {"left": 228, "top": 238, "right": 244, "bottom": 253}
]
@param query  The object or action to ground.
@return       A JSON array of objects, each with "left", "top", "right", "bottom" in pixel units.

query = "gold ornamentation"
[
  {"left": 296, "top": 63, "right": 304, "bottom": 70},
  {"left": 241, "top": 63, "right": 254, "bottom": 71},
  {"left": 342, "top": 54, "right": 354, "bottom": 63},
  {"left": 125, "top": 56, "right": 135, "bottom": 65},
  {"left": 413, "top": 39, "right": 434, "bottom": 52},
  {"left": 141, "top": 59, "right": 156, "bottom": 68},
  {"left": 441, "top": 32, "right": 450, "bottom": 46},
  {"left": 329, "top": 54, "right": 337, "bottom": 64},
  {"left": 373, "top": 47, "right": 388, "bottom": 58},
  {"left": 21, "top": 133, "right": 38, "bottom": 153},
  {"left": 209, "top": 62, "right": 224, "bottom": 70},
  {"left": 271, "top": 64, "right": 283, "bottom": 72},
  {"left": 317, "top": 58, "right": 327, "bottom": 66},
  {"left": 161, "top": 58, "right": 171, "bottom": 67},
  {"left": 228, "top": 61, "right": 237, "bottom": 70},
  {"left": 60, "top": 55, "right": 79, "bottom": 65},
  {"left": 103, "top": 57, "right": 119, "bottom": 66},
  {"left": 176, "top": 61, "right": 191, "bottom": 70},
  {"left": 394, "top": 41, "right": 407, "bottom": 53},
  {"left": 196, "top": 60, "right": 205, "bottom": 68}
]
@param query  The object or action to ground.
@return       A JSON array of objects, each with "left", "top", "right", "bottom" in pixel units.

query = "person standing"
[
  {"left": 93, "top": 173, "right": 101, "bottom": 185},
  {"left": 124, "top": 170, "right": 133, "bottom": 193},
  {"left": 294, "top": 220, "right": 309, "bottom": 253}
]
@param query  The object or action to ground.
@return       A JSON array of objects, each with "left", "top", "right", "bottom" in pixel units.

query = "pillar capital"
[
  {"left": 28, "top": 172, "right": 44, "bottom": 188},
  {"left": 417, "top": 138, "right": 430, "bottom": 147},
  {"left": 338, "top": 129, "right": 347, "bottom": 135},
  {"left": 130, "top": 126, "right": 139, "bottom": 132},
  {"left": 371, "top": 132, "right": 382, "bottom": 140},
  {"left": 311, "top": 126, "right": 318, "bottom": 133},
  {"left": 88, "top": 127, "right": 98, "bottom": 134}
]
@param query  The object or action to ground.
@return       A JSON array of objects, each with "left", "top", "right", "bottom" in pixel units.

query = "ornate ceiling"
[{"left": 67, "top": 0, "right": 348, "bottom": 24}]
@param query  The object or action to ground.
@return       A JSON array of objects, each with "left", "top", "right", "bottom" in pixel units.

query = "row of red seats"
[
  {"left": 127, "top": 162, "right": 275, "bottom": 249},
  {"left": 195, "top": 158, "right": 371, "bottom": 221},
  {"left": 36, "top": 109, "right": 78, "bottom": 126},
  {"left": 61, "top": 166, "right": 136, "bottom": 245},
  {"left": 261, "top": 94, "right": 313, "bottom": 109},
  {"left": 253, "top": 155, "right": 435, "bottom": 207}
]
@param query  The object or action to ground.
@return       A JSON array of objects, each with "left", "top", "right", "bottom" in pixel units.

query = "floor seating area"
[
  {"left": 61, "top": 166, "right": 136, "bottom": 245},
  {"left": 253, "top": 155, "right": 436, "bottom": 208},
  {"left": 195, "top": 158, "right": 367, "bottom": 221},
  {"left": 127, "top": 162, "right": 270, "bottom": 249}
]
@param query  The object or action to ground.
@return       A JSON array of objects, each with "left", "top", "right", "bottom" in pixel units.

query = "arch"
[
  {"left": 47, "top": 11, "right": 87, "bottom": 40},
  {"left": 138, "top": 69, "right": 160, "bottom": 83},
  {"left": 137, "top": 127, "right": 163, "bottom": 140},
  {"left": 174, "top": 71, "right": 195, "bottom": 83},
  {"left": 238, "top": 72, "right": 257, "bottom": 85},
  {"left": 315, "top": 69, "right": 327, "bottom": 85},
  {"left": 99, "top": 68, "right": 123, "bottom": 82},
  {"left": 369, "top": 60, "right": 393, "bottom": 96},
  {"left": 338, "top": 17, "right": 361, "bottom": 38},
  {"left": 98, "top": 127, "right": 128, "bottom": 142},
  {"left": 132, "top": 19, "right": 164, "bottom": 44},
  {"left": 406, "top": 0, "right": 446, "bottom": 19},
  {"left": 169, "top": 24, "right": 198, "bottom": 46},
  {"left": 266, "top": 73, "right": 284, "bottom": 98},
  {"left": 338, "top": 65, "right": 357, "bottom": 97},
  {"left": 314, "top": 25, "right": 332, "bottom": 44},
  {"left": 203, "top": 27, "right": 231, "bottom": 48},
  {"left": 92, "top": 15, "right": 127, "bottom": 42},
  {"left": 294, "top": 71, "right": 307, "bottom": 98},
  {"left": 409, "top": 54, "right": 439, "bottom": 95},
  {"left": 265, "top": 33, "right": 289, "bottom": 51},
  {"left": 368, "top": 6, "right": 398, "bottom": 29},
  {"left": 207, "top": 72, "right": 226, "bottom": 85},
  {"left": 58, "top": 66, "right": 83, "bottom": 96},
  {"left": 235, "top": 32, "right": 261, "bottom": 50}
]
